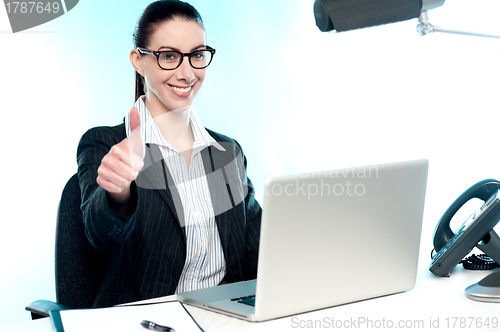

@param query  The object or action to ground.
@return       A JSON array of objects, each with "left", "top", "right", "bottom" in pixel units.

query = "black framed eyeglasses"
[{"left": 137, "top": 46, "right": 216, "bottom": 70}]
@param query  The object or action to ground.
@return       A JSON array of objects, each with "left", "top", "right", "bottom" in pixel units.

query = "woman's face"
[{"left": 132, "top": 19, "right": 207, "bottom": 116}]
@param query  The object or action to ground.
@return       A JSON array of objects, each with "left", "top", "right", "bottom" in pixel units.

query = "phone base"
[
  {"left": 477, "top": 230, "right": 500, "bottom": 264},
  {"left": 465, "top": 269, "right": 500, "bottom": 303}
]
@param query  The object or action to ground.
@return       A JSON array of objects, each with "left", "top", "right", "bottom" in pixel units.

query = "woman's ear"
[{"left": 130, "top": 49, "right": 144, "bottom": 77}]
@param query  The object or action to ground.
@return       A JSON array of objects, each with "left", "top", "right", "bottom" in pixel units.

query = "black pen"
[{"left": 141, "top": 320, "right": 175, "bottom": 332}]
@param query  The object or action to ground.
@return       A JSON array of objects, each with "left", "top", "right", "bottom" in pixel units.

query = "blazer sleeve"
[
  {"left": 242, "top": 159, "right": 262, "bottom": 278},
  {"left": 76, "top": 124, "right": 138, "bottom": 253},
  {"left": 234, "top": 141, "right": 262, "bottom": 279}
]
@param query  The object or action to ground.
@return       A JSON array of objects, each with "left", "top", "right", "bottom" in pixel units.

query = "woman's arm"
[{"left": 76, "top": 120, "right": 141, "bottom": 253}]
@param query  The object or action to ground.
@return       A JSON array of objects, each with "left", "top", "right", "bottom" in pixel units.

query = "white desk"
[{"left": 3, "top": 260, "right": 500, "bottom": 332}]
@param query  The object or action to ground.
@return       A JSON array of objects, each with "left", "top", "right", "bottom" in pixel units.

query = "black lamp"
[
  {"left": 313, "top": 0, "right": 445, "bottom": 32},
  {"left": 314, "top": 0, "right": 500, "bottom": 39}
]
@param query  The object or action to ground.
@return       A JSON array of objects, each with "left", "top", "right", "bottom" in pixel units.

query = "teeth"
[{"left": 171, "top": 85, "right": 192, "bottom": 93}]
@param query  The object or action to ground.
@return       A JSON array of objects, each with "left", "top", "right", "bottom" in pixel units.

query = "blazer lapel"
[
  {"left": 135, "top": 142, "right": 240, "bottom": 248},
  {"left": 135, "top": 143, "right": 186, "bottom": 230},
  {"left": 201, "top": 146, "right": 236, "bottom": 250}
]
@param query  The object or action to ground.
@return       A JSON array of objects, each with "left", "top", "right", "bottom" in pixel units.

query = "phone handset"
[
  {"left": 430, "top": 179, "right": 500, "bottom": 277},
  {"left": 433, "top": 179, "right": 500, "bottom": 252}
]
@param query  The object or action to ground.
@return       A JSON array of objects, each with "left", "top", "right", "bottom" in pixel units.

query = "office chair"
[{"left": 25, "top": 173, "right": 110, "bottom": 319}]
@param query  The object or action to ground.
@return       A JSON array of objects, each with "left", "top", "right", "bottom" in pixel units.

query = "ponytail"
[{"left": 135, "top": 71, "right": 145, "bottom": 102}]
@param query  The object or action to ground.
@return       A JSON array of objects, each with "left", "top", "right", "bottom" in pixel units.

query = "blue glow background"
[{"left": 1, "top": 0, "right": 499, "bottom": 326}]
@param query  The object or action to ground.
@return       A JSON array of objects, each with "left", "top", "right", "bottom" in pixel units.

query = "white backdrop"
[{"left": 1, "top": 0, "right": 499, "bottom": 325}]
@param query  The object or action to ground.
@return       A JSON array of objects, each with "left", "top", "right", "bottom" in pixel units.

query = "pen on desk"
[{"left": 141, "top": 320, "right": 175, "bottom": 332}]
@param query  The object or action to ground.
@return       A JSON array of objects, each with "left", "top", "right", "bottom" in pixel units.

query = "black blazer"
[{"left": 77, "top": 122, "right": 262, "bottom": 308}]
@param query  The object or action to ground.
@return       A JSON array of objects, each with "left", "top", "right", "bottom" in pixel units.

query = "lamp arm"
[{"left": 417, "top": 10, "right": 500, "bottom": 39}]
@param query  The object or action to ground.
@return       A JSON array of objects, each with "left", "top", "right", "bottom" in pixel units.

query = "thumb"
[
  {"left": 129, "top": 106, "right": 141, "bottom": 133},
  {"left": 128, "top": 107, "right": 144, "bottom": 171}
]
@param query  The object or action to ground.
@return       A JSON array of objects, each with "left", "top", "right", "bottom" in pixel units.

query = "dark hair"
[{"left": 133, "top": 0, "right": 204, "bottom": 101}]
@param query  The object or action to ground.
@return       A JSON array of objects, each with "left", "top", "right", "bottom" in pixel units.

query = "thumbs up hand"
[
  {"left": 127, "top": 106, "right": 145, "bottom": 170},
  {"left": 97, "top": 107, "right": 144, "bottom": 209}
]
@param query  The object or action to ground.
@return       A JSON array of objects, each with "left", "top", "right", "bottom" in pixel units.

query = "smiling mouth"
[{"left": 169, "top": 84, "right": 194, "bottom": 93}]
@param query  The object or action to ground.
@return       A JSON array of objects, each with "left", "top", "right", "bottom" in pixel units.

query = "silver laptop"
[{"left": 177, "top": 159, "right": 429, "bottom": 322}]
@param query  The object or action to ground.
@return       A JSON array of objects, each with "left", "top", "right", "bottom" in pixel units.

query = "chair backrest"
[{"left": 54, "top": 173, "right": 110, "bottom": 308}]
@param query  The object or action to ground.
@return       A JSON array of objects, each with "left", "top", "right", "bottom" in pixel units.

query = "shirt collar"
[{"left": 125, "top": 96, "right": 226, "bottom": 153}]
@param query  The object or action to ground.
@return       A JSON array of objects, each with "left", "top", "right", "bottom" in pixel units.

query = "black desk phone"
[{"left": 430, "top": 179, "right": 500, "bottom": 277}]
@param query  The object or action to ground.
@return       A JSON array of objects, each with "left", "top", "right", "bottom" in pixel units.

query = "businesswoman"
[{"left": 77, "top": 0, "right": 262, "bottom": 308}]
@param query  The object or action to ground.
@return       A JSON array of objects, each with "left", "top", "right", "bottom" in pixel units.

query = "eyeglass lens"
[{"left": 158, "top": 50, "right": 213, "bottom": 69}]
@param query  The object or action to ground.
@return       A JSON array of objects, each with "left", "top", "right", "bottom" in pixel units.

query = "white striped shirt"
[{"left": 126, "top": 96, "right": 227, "bottom": 293}]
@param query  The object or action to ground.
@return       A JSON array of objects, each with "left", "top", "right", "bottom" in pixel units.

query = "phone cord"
[{"left": 460, "top": 253, "right": 500, "bottom": 271}]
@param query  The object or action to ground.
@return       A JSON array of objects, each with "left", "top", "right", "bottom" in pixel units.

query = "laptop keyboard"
[{"left": 231, "top": 295, "right": 255, "bottom": 307}]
